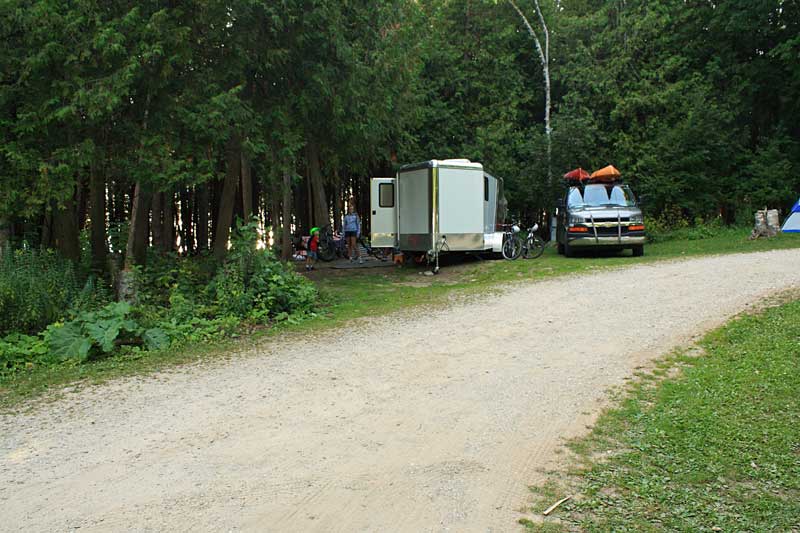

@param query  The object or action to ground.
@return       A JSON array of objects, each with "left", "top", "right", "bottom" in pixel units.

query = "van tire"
[
  {"left": 557, "top": 242, "right": 565, "bottom": 255},
  {"left": 632, "top": 245, "right": 644, "bottom": 257},
  {"left": 564, "top": 242, "right": 575, "bottom": 258}
]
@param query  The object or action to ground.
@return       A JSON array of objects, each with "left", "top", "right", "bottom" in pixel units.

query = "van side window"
[
  {"left": 484, "top": 176, "right": 489, "bottom": 202},
  {"left": 379, "top": 183, "right": 394, "bottom": 208}
]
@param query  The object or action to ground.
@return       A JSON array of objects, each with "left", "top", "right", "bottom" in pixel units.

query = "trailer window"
[
  {"left": 484, "top": 177, "right": 489, "bottom": 202},
  {"left": 379, "top": 183, "right": 394, "bottom": 208}
]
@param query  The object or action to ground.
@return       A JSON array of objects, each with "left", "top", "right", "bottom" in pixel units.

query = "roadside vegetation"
[
  {"left": 2, "top": 223, "right": 798, "bottom": 409},
  {"left": 0, "top": 220, "right": 317, "bottom": 405},
  {"left": 521, "top": 295, "right": 800, "bottom": 531}
]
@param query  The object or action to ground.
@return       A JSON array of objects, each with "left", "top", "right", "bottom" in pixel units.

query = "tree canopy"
[{"left": 1, "top": 0, "right": 798, "bottom": 267}]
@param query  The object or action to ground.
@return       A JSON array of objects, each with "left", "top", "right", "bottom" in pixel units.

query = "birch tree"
[{"left": 507, "top": 0, "right": 552, "bottom": 184}]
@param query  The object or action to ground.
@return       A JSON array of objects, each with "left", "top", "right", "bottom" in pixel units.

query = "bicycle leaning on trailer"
[{"left": 501, "top": 223, "right": 545, "bottom": 260}]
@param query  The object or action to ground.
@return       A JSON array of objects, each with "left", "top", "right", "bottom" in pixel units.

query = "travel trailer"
[{"left": 370, "top": 159, "right": 508, "bottom": 271}]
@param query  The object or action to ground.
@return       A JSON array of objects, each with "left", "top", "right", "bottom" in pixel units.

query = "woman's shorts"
[{"left": 345, "top": 231, "right": 357, "bottom": 239}]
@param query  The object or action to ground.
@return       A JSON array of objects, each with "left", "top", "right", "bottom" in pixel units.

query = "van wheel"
[
  {"left": 564, "top": 242, "right": 575, "bottom": 258},
  {"left": 632, "top": 245, "right": 644, "bottom": 257},
  {"left": 557, "top": 242, "right": 565, "bottom": 255}
]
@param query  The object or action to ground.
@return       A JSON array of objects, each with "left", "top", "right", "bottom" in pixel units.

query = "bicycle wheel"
[
  {"left": 523, "top": 236, "right": 545, "bottom": 259},
  {"left": 317, "top": 239, "right": 336, "bottom": 262},
  {"left": 502, "top": 235, "right": 522, "bottom": 260}
]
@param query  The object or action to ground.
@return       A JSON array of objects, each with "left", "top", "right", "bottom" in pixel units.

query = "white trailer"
[{"left": 370, "top": 159, "right": 507, "bottom": 271}]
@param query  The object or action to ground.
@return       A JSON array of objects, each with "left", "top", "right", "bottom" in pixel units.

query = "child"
[{"left": 305, "top": 228, "right": 319, "bottom": 272}]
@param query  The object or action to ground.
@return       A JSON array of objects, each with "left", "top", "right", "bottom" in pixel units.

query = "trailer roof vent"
[{"left": 441, "top": 159, "right": 473, "bottom": 164}]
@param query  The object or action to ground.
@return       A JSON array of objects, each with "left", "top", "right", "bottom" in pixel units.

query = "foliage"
[
  {"left": 210, "top": 220, "right": 317, "bottom": 321},
  {"left": 527, "top": 299, "right": 800, "bottom": 531},
  {"left": 0, "top": 248, "right": 109, "bottom": 335},
  {"left": 645, "top": 208, "right": 730, "bottom": 244},
  {"left": 45, "top": 302, "right": 168, "bottom": 362},
  {"left": 0, "top": 333, "right": 51, "bottom": 378}
]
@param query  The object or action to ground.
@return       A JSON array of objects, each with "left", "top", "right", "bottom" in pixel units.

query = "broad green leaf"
[
  {"left": 85, "top": 319, "right": 122, "bottom": 353},
  {"left": 142, "top": 328, "right": 169, "bottom": 351},
  {"left": 47, "top": 323, "right": 93, "bottom": 362}
]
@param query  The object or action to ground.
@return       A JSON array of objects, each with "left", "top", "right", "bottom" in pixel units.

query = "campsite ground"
[{"left": 1, "top": 246, "right": 799, "bottom": 531}]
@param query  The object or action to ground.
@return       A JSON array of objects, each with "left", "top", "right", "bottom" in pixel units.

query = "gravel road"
[{"left": 2, "top": 249, "right": 799, "bottom": 532}]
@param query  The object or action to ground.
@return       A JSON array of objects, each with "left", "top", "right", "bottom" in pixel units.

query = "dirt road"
[{"left": 2, "top": 250, "right": 799, "bottom": 532}]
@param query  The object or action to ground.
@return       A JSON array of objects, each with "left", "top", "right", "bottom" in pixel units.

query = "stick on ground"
[{"left": 543, "top": 495, "right": 572, "bottom": 516}]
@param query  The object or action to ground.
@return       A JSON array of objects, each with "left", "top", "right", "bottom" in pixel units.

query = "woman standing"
[{"left": 343, "top": 202, "right": 363, "bottom": 264}]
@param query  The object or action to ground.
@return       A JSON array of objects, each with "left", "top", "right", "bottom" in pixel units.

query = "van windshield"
[{"left": 567, "top": 184, "right": 636, "bottom": 209}]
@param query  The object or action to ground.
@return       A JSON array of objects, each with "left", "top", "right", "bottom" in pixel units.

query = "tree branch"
[{"left": 508, "top": 0, "right": 547, "bottom": 68}]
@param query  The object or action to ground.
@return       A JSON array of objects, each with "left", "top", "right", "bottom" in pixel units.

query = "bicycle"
[
  {"left": 501, "top": 223, "right": 523, "bottom": 260},
  {"left": 316, "top": 225, "right": 338, "bottom": 262},
  {"left": 521, "top": 223, "right": 545, "bottom": 259}
]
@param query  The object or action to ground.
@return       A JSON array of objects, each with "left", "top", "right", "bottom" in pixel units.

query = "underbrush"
[
  {"left": 0, "top": 249, "right": 110, "bottom": 335},
  {"left": 645, "top": 208, "right": 740, "bottom": 243},
  {"left": 0, "top": 220, "right": 317, "bottom": 379}
]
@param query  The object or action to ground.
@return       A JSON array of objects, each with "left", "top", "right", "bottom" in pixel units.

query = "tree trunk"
[
  {"left": 508, "top": 0, "right": 552, "bottom": 185},
  {"left": 151, "top": 192, "right": 163, "bottom": 253},
  {"left": 180, "top": 187, "right": 194, "bottom": 254},
  {"left": 0, "top": 216, "right": 9, "bottom": 257},
  {"left": 76, "top": 175, "right": 88, "bottom": 232},
  {"left": 241, "top": 152, "right": 253, "bottom": 221},
  {"left": 162, "top": 189, "right": 175, "bottom": 252},
  {"left": 269, "top": 185, "right": 280, "bottom": 251},
  {"left": 332, "top": 177, "right": 342, "bottom": 233},
  {"left": 124, "top": 181, "right": 150, "bottom": 268},
  {"left": 307, "top": 141, "right": 329, "bottom": 228},
  {"left": 89, "top": 160, "right": 107, "bottom": 272},
  {"left": 281, "top": 172, "right": 293, "bottom": 261},
  {"left": 53, "top": 195, "right": 80, "bottom": 262},
  {"left": 197, "top": 184, "right": 209, "bottom": 251},
  {"left": 213, "top": 135, "right": 241, "bottom": 261},
  {"left": 40, "top": 210, "right": 52, "bottom": 249}
]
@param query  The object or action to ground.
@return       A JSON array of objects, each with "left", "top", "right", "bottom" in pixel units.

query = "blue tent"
[{"left": 782, "top": 199, "right": 800, "bottom": 233}]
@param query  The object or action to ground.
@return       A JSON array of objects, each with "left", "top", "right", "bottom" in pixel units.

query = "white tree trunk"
[{"left": 508, "top": 0, "right": 552, "bottom": 184}]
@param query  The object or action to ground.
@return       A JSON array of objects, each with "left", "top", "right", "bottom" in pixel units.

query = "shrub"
[
  {"left": 0, "top": 248, "right": 110, "bottom": 335},
  {"left": 646, "top": 207, "right": 731, "bottom": 243},
  {"left": 0, "top": 333, "right": 51, "bottom": 377},
  {"left": 210, "top": 219, "right": 317, "bottom": 322}
]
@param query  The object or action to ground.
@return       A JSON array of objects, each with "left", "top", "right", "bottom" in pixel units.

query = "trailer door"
[{"left": 370, "top": 177, "right": 397, "bottom": 248}]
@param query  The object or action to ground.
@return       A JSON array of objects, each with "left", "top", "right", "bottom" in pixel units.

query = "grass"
[
  {"left": 522, "top": 295, "right": 800, "bottom": 531},
  {"left": 1, "top": 227, "right": 799, "bottom": 410}
]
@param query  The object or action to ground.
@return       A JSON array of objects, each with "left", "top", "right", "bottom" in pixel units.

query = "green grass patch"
[
  {"left": 2, "top": 228, "right": 799, "bottom": 410},
  {"left": 523, "top": 295, "right": 800, "bottom": 531}
]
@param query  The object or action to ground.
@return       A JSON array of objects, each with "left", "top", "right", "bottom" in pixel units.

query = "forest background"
[{"left": 0, "top": 0, "right": 798, "bottom": 373}]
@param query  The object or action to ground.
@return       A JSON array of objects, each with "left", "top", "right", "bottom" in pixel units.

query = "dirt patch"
[{"left": 1, "top": 249, "right": 799, "bottom": 532}]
